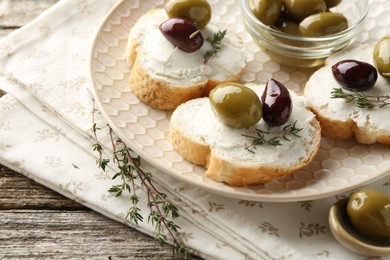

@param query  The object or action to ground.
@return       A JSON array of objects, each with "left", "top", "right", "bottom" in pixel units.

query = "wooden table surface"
[{"left": 0, "top": 1, "right": 182, "bottom": 259}]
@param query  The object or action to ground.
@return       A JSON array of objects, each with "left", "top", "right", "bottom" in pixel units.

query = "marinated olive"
[
  {"left": 332, "top": 59, "right": 378, "bottom": 91},
  {"left": 373, "top": 35, "right": 390, "bottom": 77},
  {"left": 261, "top": 79, "right": 292, "bottom": 126},
  {"left": 165, "top": 0, "right": 211, "bottom": 29},
  {"left": 324, "top": 0, "right": 342, "bottom": 8},
  {"left": 209, "top": 83, "right": 262, "bottom": 128},
  {"left": 159, "top": 18, "right": 204, "bottom": 53},
  {"left": 347, "top": 189, "right": 390, "bottom": 239},
  {"left": 299, "top": 12, "right": 348, "bottom": 37},
  {"left": 249, "top": 0, "right": 283, "bottom": 26},
  {"left": 274, "top": 19, "right": 301, "bottom": 36},
  {"left": 284, "top": 0, "right": 327, "bottom": 21}
]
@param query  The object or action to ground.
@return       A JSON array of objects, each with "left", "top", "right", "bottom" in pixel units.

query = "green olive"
[
  {"left": 373, "top": 35, "right": 390, "bottom": 77},
  {"left": 209, "top": 83, "right": 262, "bottom": 128},
  {"left": 299, "top": 12, "right": 348, "bottom": 37},
  {"left": 249, "top": 0, "right": 283, "bottom": 26},
  {"left": 284, "top": 0, "right": 327, "bottom": 21},
  {"left": 274, "top": 19, "right": 301, "bottom": 35},
  {"left": 165, "top": 0, "right": 212, "bottom": 29},
  {"left": 347, "top": 189, "right": 390, "bottom": 239},
  {"left": 325, "top": 0, "right": 342, "bottom": 8}
]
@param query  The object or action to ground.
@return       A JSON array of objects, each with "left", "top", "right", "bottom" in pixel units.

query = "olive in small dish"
[{"left": 329, "top": 190, "right": 390, "bottom": 256}]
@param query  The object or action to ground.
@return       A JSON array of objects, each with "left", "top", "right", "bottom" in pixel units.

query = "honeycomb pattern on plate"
[{"left": 89, "top": 0, "right": 390, "bottom": 202}]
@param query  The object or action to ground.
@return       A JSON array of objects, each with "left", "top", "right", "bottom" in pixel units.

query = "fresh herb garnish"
[
  {"left": 203, "top": 29, "right": 227, "bottom": 64},
  {"left": 242, "top": 120, "right": 303, "bottom": 153},
  {"left": 91, "top": 100, "right": 190, "bottom": 259},
  {"left": 91, "top": 113, "right": 110, "bottom": 171},
  {"left": 331, "top": 88, "right": 390, "bottom": 109}
]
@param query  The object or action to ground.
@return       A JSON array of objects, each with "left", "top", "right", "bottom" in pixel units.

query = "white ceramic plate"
[{"left": 89, "top": 0, "right": 390, "bottom": 202}]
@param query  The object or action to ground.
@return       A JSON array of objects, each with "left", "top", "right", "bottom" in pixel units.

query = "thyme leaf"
[
  {"left": 91, "top": 99, "right": 190, "bottom": 259},
  {"left": 203, "top": 29, "right": 227, "bottom": 64},
  {"left": 331, "top": 88, "right": 390, "bottom": 109},
  {"left": 242, "top": 120, "right": 303, "bottom": 153}
]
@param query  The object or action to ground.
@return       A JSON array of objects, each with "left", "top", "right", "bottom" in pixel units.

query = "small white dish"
[{"left": 329, "top": 198, "right": 390, "bottom": 256}]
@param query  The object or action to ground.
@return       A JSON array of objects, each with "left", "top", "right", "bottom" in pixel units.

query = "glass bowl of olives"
[{"left": 240, "top": 0, "right": 369, "bottom": 67}]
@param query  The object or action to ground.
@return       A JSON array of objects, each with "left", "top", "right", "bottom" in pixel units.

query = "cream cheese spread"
[{"left": 127, "top": 9, "right": 246, "bottom": 87}]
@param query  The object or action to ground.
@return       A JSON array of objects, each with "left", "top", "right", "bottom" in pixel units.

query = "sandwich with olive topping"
[
  {"left": 169, "top": 81, "right": 321, "bottom": 186},
  {"left": 304, "top": 43, "right": 390, "bottom": 145},
  {"left": 126, "top": 1, "right": 246, "bottom": 110}
]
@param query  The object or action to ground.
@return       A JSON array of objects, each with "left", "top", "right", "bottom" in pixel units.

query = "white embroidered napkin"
[{"left": 0, "top": 0, "right": 390, "bottom": 260}]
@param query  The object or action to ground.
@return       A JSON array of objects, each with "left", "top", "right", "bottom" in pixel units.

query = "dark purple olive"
[
  {"left": 332, "top": 59, "right": 378, "bottom": 91},
  {"left": 159, "top": 18, "right": 204, "bottom": 53},
  {"left": 261, "top": 79, "right": 292, "bottom": 126}
]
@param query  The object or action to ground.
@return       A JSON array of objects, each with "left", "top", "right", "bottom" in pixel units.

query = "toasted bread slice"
[
  {"left": 304, "top": 45, "right": 390, "bottom": 145},
  {"left": 126, "top": 9, "right": 246, "bottom": 110},
  {"left": 169, "top": 83, "right": 321, "bottom": 186}
]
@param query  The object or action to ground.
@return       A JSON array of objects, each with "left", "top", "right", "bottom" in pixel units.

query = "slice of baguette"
[
  {"left": 169, "top": 83, "right": 321, "bottom": 186},
  {"left": 304, "top": 44, "right": 390, "bottom": 145},
  {"left": 126, "top": 9, "right": 246, "bottom": 110}
]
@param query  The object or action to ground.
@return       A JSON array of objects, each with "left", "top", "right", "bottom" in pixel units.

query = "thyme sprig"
[
  {"left": 203, "top": 29, "right": 227, "bottom": 64},
  {"left": 91, "top": 107, "right": 109, "bottom": 171},
  {"left": 91, "top": 101, "right": 190, "bottom": 259},
  {"left": 242, "top": 120, "right": 303, "bottom": 153},
  {"left": 331, "top": 88, "right": 390, "bottom": 109}
]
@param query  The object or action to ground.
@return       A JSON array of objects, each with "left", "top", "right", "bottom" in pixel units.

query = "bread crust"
[
  {"left": 169, "top": 113, "right": 321, "bottom": 186},
  {"left": 129, "top": 58, "right": 206, "bottom": 110},
  {"left": 169, "top": 124, "right": 210, "bottom": 166},
  {"left": 378, "top": 136, "right": 390, "bottom": 146},
  {"left": 208, "top": 119, "right": 321, "bottom": 186},
  {"left": 307, "top": 105, "right": 390, "bottom": 145},
  {"left": 306, "top": 105, "right": 354, "bottom": 140},
  {"left": 311, "top": 107, "right": 390, "bottom": 145}
]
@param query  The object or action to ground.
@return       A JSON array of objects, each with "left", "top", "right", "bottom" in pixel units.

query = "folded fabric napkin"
[{"left": 1, "top": 0, "right": 389, "bottom": 259}]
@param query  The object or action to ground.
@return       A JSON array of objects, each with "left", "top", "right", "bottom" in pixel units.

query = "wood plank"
[
  {"left": 0, "top": 166, "right": 85, "bottom": 210},
  {"left": 0, "top": 209, "right": 175, "bottom": 259},
  {"left": 0, "top": 165, "right": 184, "bottom": 259}
]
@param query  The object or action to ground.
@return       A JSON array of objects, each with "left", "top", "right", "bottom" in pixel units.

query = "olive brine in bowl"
[{"left": 241, "top": 0, "right": 368, "bottom": 67}]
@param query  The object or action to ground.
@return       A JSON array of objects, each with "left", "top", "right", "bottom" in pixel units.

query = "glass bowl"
[{"left": 240, "top": 0, "right": 369, "bottom": 68}]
